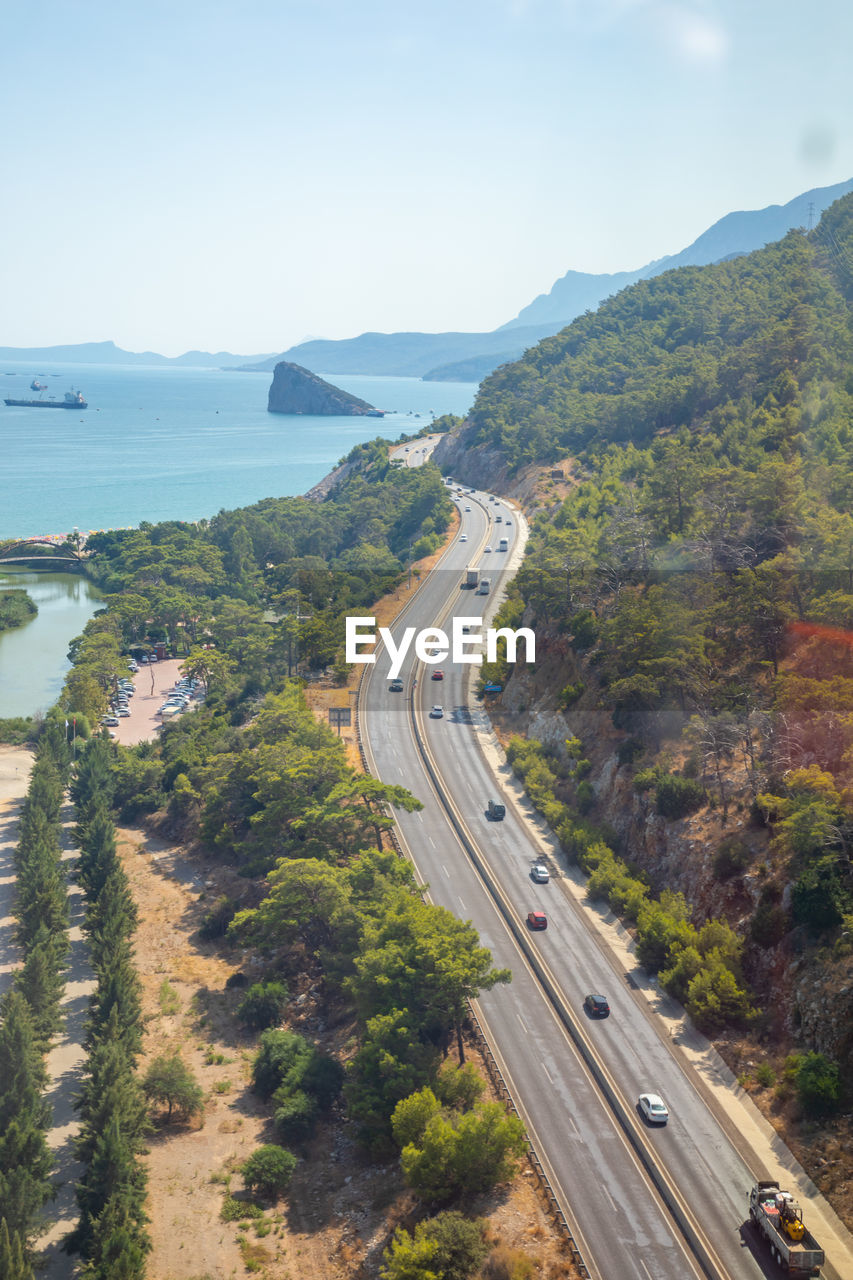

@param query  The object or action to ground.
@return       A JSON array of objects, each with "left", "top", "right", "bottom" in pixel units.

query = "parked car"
[
  {"left": 638, "top": 1093, "right": 669, "bottom": 1124},
  {"left": 527, "top": 911, "right": 547, "bottom": 930},
  {"left": 583, "top": 994, "right": 610, "bottom": 1018}
]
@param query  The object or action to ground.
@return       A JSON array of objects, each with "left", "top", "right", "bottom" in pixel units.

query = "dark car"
[
  {"left": 389, "top": 679, "right": 404, "bottom": 692},
  {"left": 527, "top": 911, "right": 547, "bottom": 930},
  {"left": 486, "top": 800, "right": 506, "bottom": 821},
  {"left": 584, "top": 994, "right": 610, "bottom": 1018}
]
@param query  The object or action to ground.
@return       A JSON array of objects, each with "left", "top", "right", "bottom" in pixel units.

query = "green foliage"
[
  {"left": 220, "top": 1196, "right": 265, "bottom": 1222},
  {"left": 0, "top": 588, "right": 37, "bottom": 634},
  {"left": 399, "top": 1102, "right": 526, "bottom": 1203},
  {"left": 237, "top": 981, "right": 289, "bottom": 1031},
  {"left": 381, "top": 1212, "right": 488, "bottom": 1280},
  {"left": 794, "top": 1051, "right": 841, "bottom": 1116},
  {"left": 251, "top": 1028, "right": 342, "bottom": 1143},
  {"left": 142, "top": 1053, "right": 204, "bottom": 1123},
  {"left": 0, "top": 717, "right": 36, "bottom": 747},
  {"left": 241, "top": 1145, "right": 298, "bottom": 1198},
  {"left": 0, "top": 1218, "right": 34, "bottom": 1280},
  {"left": 654, "top": 773, "right": 705, "bottom": 820},
  {"left": 713, "top": 836, "right": 751, "bottom": 880},
  {"left": 198, "top": 895, "right": 237, "bottom": 940}
]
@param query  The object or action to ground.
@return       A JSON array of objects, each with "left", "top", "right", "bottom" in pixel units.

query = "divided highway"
[{"left": 358, "top": 482, "right": 834, "bottom": 1280}]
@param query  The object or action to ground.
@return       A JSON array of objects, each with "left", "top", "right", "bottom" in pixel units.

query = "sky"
[{"left": 2, "top": 0, "right": 851, "bottom": 356}]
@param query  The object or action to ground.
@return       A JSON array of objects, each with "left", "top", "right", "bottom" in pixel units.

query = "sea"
[
  {"left": 0, "top": 360, "right": 479, "bottom": 717},
  {"left": 0, "top": 361, "right": 479, "bottom": 539}
]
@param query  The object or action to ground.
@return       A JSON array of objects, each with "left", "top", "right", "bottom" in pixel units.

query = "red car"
[
  {"left": 431, "top": 669, "right": 444, "bottom": 680},
  {"left": 527, "top": 911, "right": 547, "bottom": 930}
]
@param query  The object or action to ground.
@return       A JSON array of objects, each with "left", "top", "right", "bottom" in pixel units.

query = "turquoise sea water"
[{"left": 0, "top": 362, "right": 477, "bottom": 538}]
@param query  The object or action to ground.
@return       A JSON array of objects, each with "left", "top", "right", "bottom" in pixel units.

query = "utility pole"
[{"left": 807, "top": 201, "right": 815, "bottom": 231}]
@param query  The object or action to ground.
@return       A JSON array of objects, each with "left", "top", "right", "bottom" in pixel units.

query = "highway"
[{"left": 357, "top": 479, "right": 844, "bottom": 1280}]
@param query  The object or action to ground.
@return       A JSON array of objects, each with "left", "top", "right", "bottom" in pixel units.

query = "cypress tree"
[
  {"left": 15, "top": 925, "right": 67, "bottom": 1051},
  {"left": 0, "top": 992, "right": 52, "bottom": 1239},
  {"left": 77, "top": 804, "right": 119, "bottom": 900},
  {"left": 85, "top": 955, "right": 143, "bottom": 1059},
  {"left": 0, "top": 1218, "right": 34, "bottom": 1280},
  {"left": 74, "top": 1113, "right": 147, "bottom": 1261},
  {"left": 13, "top": 835, "right": 69, "bottom": 947},
  {"left": 79, "top": 1188, "right": 149, "bottom": 1280},
  {"left": 76, "top": 1012, "right": 147, "bottom": 1169},
  {"left": 70, "top": 738, "right": 115, "bottom": 821}
]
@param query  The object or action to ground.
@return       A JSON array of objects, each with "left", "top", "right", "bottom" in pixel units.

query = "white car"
[
  {"left": 465, "top": 505, "right": 471, "bottom": 512},
  {"left": 460, "top": 534, "right": 468, "bottom": 543},
  {"left": 484, "top": 545, "right": 492, "bottom": 553},
  {"left": 429, "top": 705, "right": 444, "bottom": 718},
  {"left": 638, "top": 1093, "right": 669, "bottom": 1125},
  {"left": 531, "top": 864, "right": 549, "bottom": 883}
]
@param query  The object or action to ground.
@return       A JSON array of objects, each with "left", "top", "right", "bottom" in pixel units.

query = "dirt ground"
[{"left": 119, "top": 826, "right": 580, "bottom": 1280}]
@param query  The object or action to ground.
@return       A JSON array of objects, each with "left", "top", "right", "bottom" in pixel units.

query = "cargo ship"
[{"left": 4, "top": 389, "right": 88, "bottom": 409}]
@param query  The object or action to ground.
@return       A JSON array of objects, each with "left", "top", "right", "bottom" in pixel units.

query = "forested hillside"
[{"left": 459, "top": 195, "right": 853, "bottom": 1108}]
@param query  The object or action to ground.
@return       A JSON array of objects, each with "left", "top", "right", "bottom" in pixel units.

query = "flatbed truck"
[{"left": 749, "top": 1181, "right": 825, "bottom": 1275}]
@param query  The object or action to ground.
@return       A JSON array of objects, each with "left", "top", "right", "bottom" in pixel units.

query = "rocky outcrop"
[{"left": 267, "top": 362, "right": 378, "bottom": 416}]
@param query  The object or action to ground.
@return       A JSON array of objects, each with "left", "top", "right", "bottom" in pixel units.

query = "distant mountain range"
[
  {"left": 0, "top": 339, "right": 276, "bottom": 368},
  {"left": 5, "top": 179, "right": 852, "bottom": 384}
]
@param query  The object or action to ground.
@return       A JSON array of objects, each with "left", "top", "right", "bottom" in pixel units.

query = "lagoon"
[{"left": 0, "top": 570, "right": 104, "bottom": 719}]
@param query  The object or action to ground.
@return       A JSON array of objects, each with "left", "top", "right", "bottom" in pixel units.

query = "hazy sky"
[{"left": 2, "top": 0, "right": 851, "bottom": 355}]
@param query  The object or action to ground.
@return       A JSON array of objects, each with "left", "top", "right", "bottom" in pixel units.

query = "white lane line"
[
  {"left": 442, "top": 864, "right": 450, "bottom": 877},
  {"left": 640, "top": 1261, "right": 655, "bottom": 1280},
  {"left": 458, "top": 896, "right": 467, "bottom": 912},
  {"left": 516, "top": 1013, "right": 528, "bottom": 1033},
  {"left": 541, "top": 1060, "right": 553, "bottom": 1083},
  {"left": 428, "top": 836, "right": 436, "bottom": 848},
  {"left": 602, "top": 1183, "right": 618, "bottom": 1213}
]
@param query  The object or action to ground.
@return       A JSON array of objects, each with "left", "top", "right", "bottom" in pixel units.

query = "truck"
[
  {"left": 748, "top": 1182, "right": 825, "bottom": 1275},
  {"left": 498, "top": 537, "right": 509, "bottom": 552},
  {"left": 462, "top": 566, "right": 479, "bottom": 589},
  {"left": 477, "top": 577, "right": 491, "bottom": 595}
]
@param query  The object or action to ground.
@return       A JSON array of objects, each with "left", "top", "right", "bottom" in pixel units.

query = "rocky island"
[{"left": 267, "top": 361, "right": 382, "bottom": 416}]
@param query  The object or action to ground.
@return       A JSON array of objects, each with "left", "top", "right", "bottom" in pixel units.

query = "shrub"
[
  {"left": 794, "top": 1052, "right": 841, "bottom": 1116},
  {"left": 750, "top": 901, "right": 789, "bottom": 947},
  {"left": 575, "top": 780, "right": 595, "bottom": 814},
  {"left": 633, "top": 767, "right": 658, "bottom": 793},
  {"left": 755, "top": 1063, "right": 776, "bottom": 1088},
  {"left": 241, "top": 1145, "right": 297, "bottom": 1198},
  {"left": 568, "top": 609, "right": 597, "bottom": 650},
  {"left": 381, "top": 1212, "right": 488, "bottom": 1280},
  {"left": 274, "top": 1090, "right": 318, "bottom": 1143},
  {"left": 558, "top": 681, "right": 584, "bottom": 709},
  {"left": 237, "top": 981, "right": 289, "bottom": 1030},
  {"left": 142, "top": 1053, "right": 204, "bottom": 1123},
  {"left": 713, "top": 836, "right": 750, "bottom": 880},
  {"left": 199, "top": 895, "right": 237, "bottom": 940},
  {"left": 654, "top": 773, "right": 704, "bottom": 819},
  {"left": 617, "top": 736, "right": 644, "bottom": 766}
]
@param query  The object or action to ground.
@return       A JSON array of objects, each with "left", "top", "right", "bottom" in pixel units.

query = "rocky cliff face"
[{"left": 267, "top": 362, "right": 377, "bottom": 416}]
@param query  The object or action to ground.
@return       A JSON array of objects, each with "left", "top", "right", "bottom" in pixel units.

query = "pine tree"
[{"left": 79, "top": 1188, "right": 148, "bottom": 1280}]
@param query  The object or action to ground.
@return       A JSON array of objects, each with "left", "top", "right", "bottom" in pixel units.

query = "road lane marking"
[
  {"left": 541, "top": 1061, "right": 553, "bottom": 1083},
  {"left": 442, "top": 864, "right": 450, "bottom": 877},
  {"left": 516, "top": 1013, "right": 528, "bottom": 1033},
  {"left": 458, "top": 896, "right": 467, "bottom": 911},
  {"left": 428, "top": 835, "right": 436, "bottom": 848}
]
